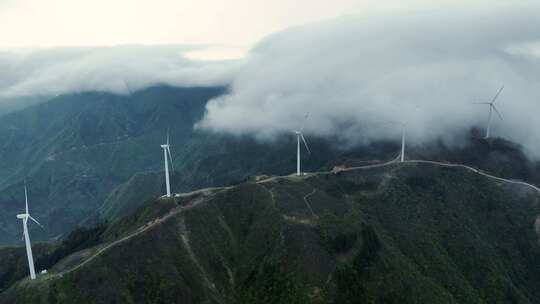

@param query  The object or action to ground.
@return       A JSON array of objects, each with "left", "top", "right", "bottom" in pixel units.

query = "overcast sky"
[
  {"left": 0, "top": 0, "right": 367, "bottom": 58},
  {"left": 0, "top": 0, "right": 505, "bottom": 59}
]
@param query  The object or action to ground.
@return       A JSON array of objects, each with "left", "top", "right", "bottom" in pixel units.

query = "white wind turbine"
[
  {"left": 16, "top": 183, "right": 42, "bottom": 280},
  {"left": 400, "top": 122, "right": 406, "bottom": 163},
  {"left": 160, "top": 131, "right": 174, "bottom": 197},
  {"left": 294, "top": 114, "right": 311, "bottom": 176},
  {"left": 475, "top": 86, "right": 504, "bottom": 139},
  {"left": 398, "top": 106, "right": 421, "bottom": 163}
]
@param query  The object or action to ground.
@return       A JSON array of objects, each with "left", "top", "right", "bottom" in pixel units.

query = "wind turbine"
[
  {"left": 475, "top": 86, "right": 504, "bottom": 139},
  {"left": 122, "top": 79, "right": 132, "bottom": 95},
  {"left": 398, "top": 106, "right": 421, "bottom": 163},
  {"left": 294, "top": 114, "right": 311, "bottom": 176},
  {"left": 16, "top": 183, "right": 42, "bottom": 280},
  {"left": 160, "top": 130, "right": 174, "bottom": 197}
]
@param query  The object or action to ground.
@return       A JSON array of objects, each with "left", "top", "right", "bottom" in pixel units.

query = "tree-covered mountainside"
[
  {"left": 0, "top": 85, "right": 392, "bottom": 245},
  {"left": 0, "top": 86, "right": 222, "bottom": 244},
  {"left": 1, "top": 85, "right": 538, "bottom": 246},
  {"left": 0, "top": 86, "right": 346, "bottom": 245},
  {"left": 2, "top": 161, "right": 540, "bottom": 303}
]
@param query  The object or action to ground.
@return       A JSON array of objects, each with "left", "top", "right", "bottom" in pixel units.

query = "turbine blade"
[
  {"left": 300, "top": 112, "right": 310, "bottom": 132},
  {"left": 472, "top": 102, "right": 491, "bottom": 105},
  {"left": 491, "top": 86, "right": 504, "bottom": 104},
  {"left": 492, "top": 105, "right": 503, "bottom": 120},
  {"left": 24, "top": 183, "right": 29, "bottom": 215},
  {"left": 166, "top": 128, "right": 170, "bottom": 146},
  {"left": 29, "top": 215, "right": 43, "bottom": 228},
  {"left": 167, "top": 147, "right": 174, "bottom": 171},
  {"left": 300, "top": 133, "right": 311, "bottom": 154}
]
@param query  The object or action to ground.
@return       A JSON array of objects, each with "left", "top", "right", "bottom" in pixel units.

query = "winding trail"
[
  {"left": 303, "top": 189, "right": 318, "bottom": 218},
  {"left": 255, "top": 152, "right": 540, "bottom": 196},
  {"left": 404, "top": 160, "right": 540, "bottom": 194},
  {"left": 178, "top": 216, "right": 222, "bottom": 301},
  {"left": 340, "top": 155, "right": 401, "bottom": 172},
  {"left": 171, "top": 186, "right": 235, "bottom": 198},
  {"left": 324, "top": 153, "right": 540, "bottom": 194},
  {"left": 58, "top": 194, "right": 210, "bottom": 277}
]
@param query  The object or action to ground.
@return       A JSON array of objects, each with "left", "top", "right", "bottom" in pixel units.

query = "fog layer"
[
  {"left": 0, "top": 45, "right": 238, "bottom": 98},
  {"left": 197, "top": 3, "right": 540, "bottom": 157}
]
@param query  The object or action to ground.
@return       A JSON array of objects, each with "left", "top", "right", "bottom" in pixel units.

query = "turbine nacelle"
[{"left": 17, "top": 213, "right": 42, "bottom": 227}]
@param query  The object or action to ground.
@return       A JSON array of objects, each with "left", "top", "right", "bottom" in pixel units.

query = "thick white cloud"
[
  {"left": 0, "top": 45, "right": 239, "bottom": 98},
  {"left": 197, "top": 3, "right": 540, "bottom": 157}
]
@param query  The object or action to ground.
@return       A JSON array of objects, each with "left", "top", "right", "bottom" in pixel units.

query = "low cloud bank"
[
  {"left": 0, "top": 45, "right": 238, "bottom": 99},
  {"left": 197, "top": 3, "right": 540, "bottom": 158}
]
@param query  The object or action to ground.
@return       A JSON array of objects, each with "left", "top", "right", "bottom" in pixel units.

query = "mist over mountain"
[
  {"left": 198, "top": 3, "right": 540, "bottom": 158},
  {"left": 2, "top": 4, "right": 540, "bottom": 160},
  {"left": 0, "top": 45, "right": 238, "bottom": 103}
]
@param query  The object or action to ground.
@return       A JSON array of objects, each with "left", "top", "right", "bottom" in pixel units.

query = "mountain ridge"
[{"left": 2, "top": 157, "right": 540, "bottom": 303}]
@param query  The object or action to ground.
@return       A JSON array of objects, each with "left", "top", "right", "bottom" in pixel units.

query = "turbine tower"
[
  {"left": 475, "top": 86, "right": 504, "bottom": 139},
  {"left": 16, "top": 183, "right": 42, "bottom": 280},
  {"left": 400, "top": 123, "right": 406, "bottom": 163},
  {"left": 160, "top": 131, "right": 174, "bottom": 197},
  {"left": 294, "top": 114, "right": 311, "bottom": 176}
]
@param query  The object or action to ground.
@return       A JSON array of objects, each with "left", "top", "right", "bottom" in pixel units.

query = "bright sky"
[{"left": 0, "top": 0, "right": 452, "bottom": 59}]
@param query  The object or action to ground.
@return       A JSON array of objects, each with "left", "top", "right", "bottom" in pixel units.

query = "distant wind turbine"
[
  {"left": 122, "top": 79, "right": 132, "bottom": 95},
  {"left": 475, "top": 86, "right": 504, "bottom": 139},
  {"left": 294, "top": 114, "right": 311, "bottom": 176},
  {"left": 16, "top": 183, "right": 42, "bottom": 280},
  {"left": 398, "top": 106, "right": 421, "bottom": 162},
  {"left": 161, "top": 130, "right": 174, "bottom": 197}
]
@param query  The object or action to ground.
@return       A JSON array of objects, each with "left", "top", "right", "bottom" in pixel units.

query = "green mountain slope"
[
  {"left": 3, "top": 162, "right": 540, "bottom": 303},
  {"left": 0, "top": 86, "right": 364, "bottom": 245},
  {"left": 2, "top": 85, "right": 538, "bottom": 247},
  {"left": 0, "top": 86, "right": 226, "bottom": 244}
]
